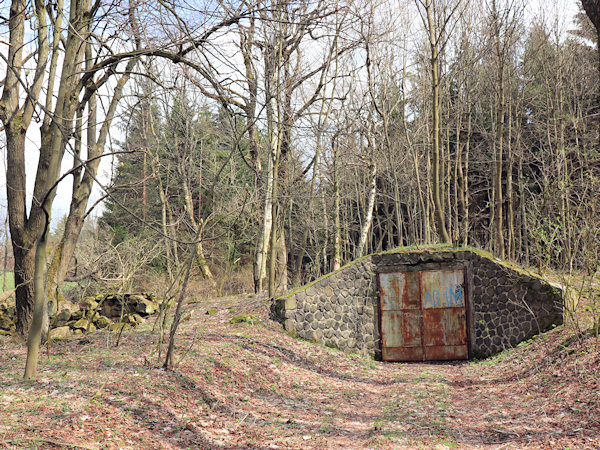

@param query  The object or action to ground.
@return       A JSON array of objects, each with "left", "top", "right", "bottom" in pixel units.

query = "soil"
[{"left": 0, "top": 294, "right": 598, "bottom": 449}]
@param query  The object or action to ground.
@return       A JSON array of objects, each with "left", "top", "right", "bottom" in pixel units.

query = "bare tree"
[
  {"left": 0, "top": 0, "right": 250, "bottom": 379},
  {"left": 415, "top": 0, "right": 468, "bottom": 243},
  {"left": 581, "top": 0, "right": 600, "bottom": 136}
]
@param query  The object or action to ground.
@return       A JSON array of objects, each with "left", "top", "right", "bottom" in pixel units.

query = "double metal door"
[{"left": 378, "top": 268, "right": 468, "bottom": 361}]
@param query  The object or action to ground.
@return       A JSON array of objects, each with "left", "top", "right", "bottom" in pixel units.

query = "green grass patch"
[
  {"left": 0, "top": 271, "right": 14, "bottom": 291},
  {"left": 0, "top": 272, "right": 76, "bottom": 292}
]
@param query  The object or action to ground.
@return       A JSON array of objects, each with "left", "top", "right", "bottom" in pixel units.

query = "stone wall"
[
  {"left": 465, "top": 252, "right": 563, "bottom": 357},
  {"left": 272, "top": 257, "right": 380, "bottom": 355},
  {"left": 272, "top": 248, "right": 563, "bottom": 359}
]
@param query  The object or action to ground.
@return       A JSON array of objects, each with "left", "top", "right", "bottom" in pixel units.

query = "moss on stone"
[
  {"left": 277, "top": 244, "right": 489, "bottom": 302},
  {"left": 230, "top": 314, "right": 259, "bottom": 324},
  {"left": 274, "top": 244, "right": 563, "bottom": 360},
  {"left": 276, "top": 254, "right": 373, "bottom": 300}
]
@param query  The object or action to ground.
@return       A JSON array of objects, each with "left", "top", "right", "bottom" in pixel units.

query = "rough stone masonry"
[{"left": 272, "top": 248, "right": 563, "bottom": 359}]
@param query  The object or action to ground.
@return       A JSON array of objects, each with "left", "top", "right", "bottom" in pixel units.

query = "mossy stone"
[
  {"left": 0, "top": 311, "right": 14, "bottom": 330},
  {"left": 94, "top": 315, "right": 111, "bottom": 329},
  {"left": 230, "top": 314, "right": 259, "bottom": 325},
  {"left": 80, "top": 297, "right": 99, "bottom": 311},
  {"left": 125, "top": 313, "right": 144, "bottom": 325},
  {"left": 71, "top": 318, "right": 96, "bottom": 333},
  {"left": 110, "top": 322, "right": 131, "bottom": 332},
  {"left": 49, "top": 326, "right": 72, "bottom": 340}
]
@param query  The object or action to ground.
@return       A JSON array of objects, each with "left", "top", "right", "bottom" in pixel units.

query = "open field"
[
  {"left": 0, "top": 272, "right": 77, "bottom": 294},
  {"left": 0, "top": 272, "right": 14, "bottom": 291},
  {"left": 0, "top": 294, "right": 599, "bottom": 449}
]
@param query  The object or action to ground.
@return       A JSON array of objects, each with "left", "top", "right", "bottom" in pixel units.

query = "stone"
[
  {"left": 94, "top": 315, "right": 111, "bottom": 329},
  {"left": 101, "top": 296, "right": 123, "bottom": 318},
  {"left": 125, "top": 313, "right": 144, "bottom": 325},
  {"left": 110, "top": 322, "right": 130, "bottom": 333},
  {"left": 284, "top": 296, "right": 297, "bottom": 310},
  {"left": 70, "top": 318, "right": 96, "bottom": 333},
  {"left": 128, "top": 295, "right": 158, "bottom": 315},
  {"left": 59, "top": 300, "right": 77, "bottom": 313},
  {"left": 70, "top": 310, "right": 85, "bottom": 320},
  {"left": 230, "top": 314, "right": 259, "bottom": 324},
  {"left": 0, "top": 311, "right": 15, "bottom": 331},
  {"left": 52, "top": 309, "right": 72, "bottom": 327},
  {"left": 273, "top": 249, "right": 563, "bottom": 359},
  {"left": 49, "top": 326, "right": 72, "bottom": 340},
  {"left": 283, "top": 319, "right": 296, "bottom": 333},
  {"left": 80, "top": 297, "right": 98, "bottom": 311}
]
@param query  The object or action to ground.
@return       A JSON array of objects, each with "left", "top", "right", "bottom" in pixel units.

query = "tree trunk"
[
  {"left": 49, "top": 52, "right": 137, "bottom": 309},
  {"left": 356, "top": 163, "right": 377, "bottom": 258},
  {"left": 181, "top": 176, "right": 214, "bottom": 282},
  {"left": 494, "top": 66, "right": 506, "bottom": 259},
  {"left": 321, "top": 183, "right": 329, "bottom": 273},
  {"left": 425, "top": 0, "right": 450, "bottom": 243},
  {"left": 254, "top": 154, "right": 274, "bottom": 292},
  {"left": 23, "top": 223, "right": 49, "bottom": 379},
  {"left": 518, "top": 157, "right": 530, "bottom": 266},
  {"left": 332, "top": 141, "right": 341, "bottom": 271},
  {"left": 268, "top": 154, "right": 280, "bottom": 297},
  {"left": 266, "top": 71, "right": 282, "bottom": 296},
  {"left": 507, "top": 101, "right": 515, "bottom": 260},
  {"left": 457, "top": 114, "right": 471, "bottom": 246},
  {"left": 4, "top": 128, "right": 37, "bottom": 338},
  {"left": 293, "top": 146, "right": 319, "bottom": 286},
  {"left": 581, "top": 2, "right": 600, "bottom": 137}
]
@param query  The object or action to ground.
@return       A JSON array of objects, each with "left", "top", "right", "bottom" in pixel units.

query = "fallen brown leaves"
[{"left": 0, "top": 294, "right": 598, "bottom": 449}]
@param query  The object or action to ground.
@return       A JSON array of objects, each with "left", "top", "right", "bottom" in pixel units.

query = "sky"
[{"left": 0, "top": 0, "right": 585, "bottom": 232}]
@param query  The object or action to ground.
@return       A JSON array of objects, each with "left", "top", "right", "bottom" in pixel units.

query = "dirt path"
[{"left": 1, "top": 295, "right": 598, "bottom": 449}]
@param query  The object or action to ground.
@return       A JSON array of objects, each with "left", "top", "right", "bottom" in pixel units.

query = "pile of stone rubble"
[{"left": 0, "top": 293, "right": 159, "bottom": 339}]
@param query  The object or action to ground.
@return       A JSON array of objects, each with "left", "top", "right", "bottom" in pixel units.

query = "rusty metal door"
[{"left": 378, "top": 268, "right": 468, "bottom": 361}]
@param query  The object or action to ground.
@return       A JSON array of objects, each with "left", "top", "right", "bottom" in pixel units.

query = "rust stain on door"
[
  {"left": 378, "top": 268, "right": 468, "bottom": 361},
  {"left": 379, "top": 272, "right": 423, "bottom": 361}
]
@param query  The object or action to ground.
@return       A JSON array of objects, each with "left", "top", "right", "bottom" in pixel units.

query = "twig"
[
  {"left": 89, "top": 379, "right": 110, "bottom": 402},
  {"left": 174, "top": 326, "right": 200, "bottom": 369},
  {"left": 0, "top": 437, "right": 95, "bottom": 449},
  {"left": 236, "top": 412, "right": 250, "bottom": 427}
]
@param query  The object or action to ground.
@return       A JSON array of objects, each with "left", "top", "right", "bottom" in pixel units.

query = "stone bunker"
[{"left": 272, "top": 248, "right": 563, "bottom": 361}]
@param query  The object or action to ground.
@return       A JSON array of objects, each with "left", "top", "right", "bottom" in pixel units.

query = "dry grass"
[{"left": 0, "top": 288, "right": 599, "bottom": 449}]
